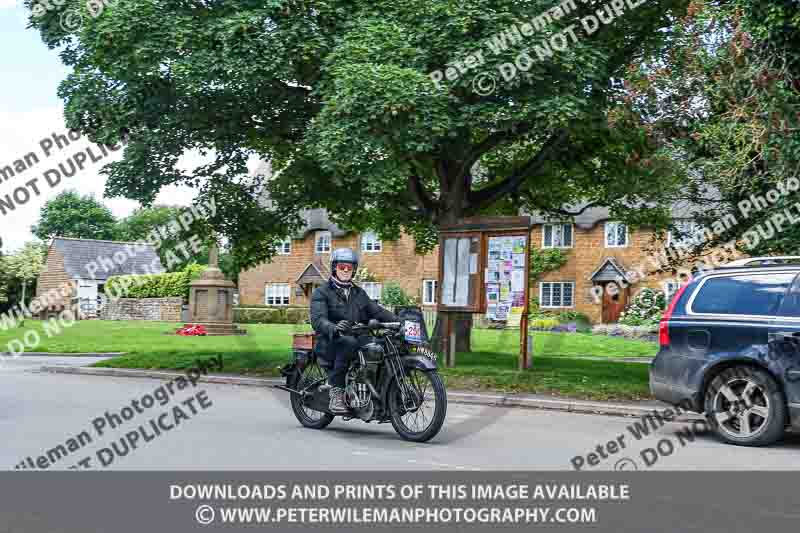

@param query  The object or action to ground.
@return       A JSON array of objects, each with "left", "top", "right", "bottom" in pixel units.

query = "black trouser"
[{"left": 326, "top": 334, "right": 371, "bottom": 388}]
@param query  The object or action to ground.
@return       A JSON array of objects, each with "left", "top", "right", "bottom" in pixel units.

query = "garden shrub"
[
  {"left": 529, "top": 318, "right": 560, "bottom": 330},
  {"left": 619, "top": 287, "right": 667, "bottom": 326},
  {"left": 529, "top": 301, "right": 591, "bottom": 328},
  {"left": 234, "top": 307, "right": 310, "bottom": 324},
  {"left": 285, "top": 307, "right": 310, "bottom": 324},
  {"left": 592, "top": 323, "right": 659, "bottom": 341},
  {"left": 106, "top": 263, "right": 206, "bottom": 301},
  {"left": 381, "top": 282, "right": 417, "bottom": 307}
]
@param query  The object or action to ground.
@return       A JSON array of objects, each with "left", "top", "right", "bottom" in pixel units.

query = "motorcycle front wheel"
[
  {"left": 290, "top": 361, "right": 334, "bottom": 430},
  {"left": 388, "top": 369, "right": 447, "bottom": 442}
]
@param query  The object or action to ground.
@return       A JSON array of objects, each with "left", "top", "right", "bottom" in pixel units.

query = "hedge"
[
  {"left": 106, "top": 264, "right": 206, "bottom": 301},
  {"left": 234, "top": 307, "right": 310, "bottom": 324}
]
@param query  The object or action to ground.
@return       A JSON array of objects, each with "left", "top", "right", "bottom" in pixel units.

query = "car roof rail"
[{"left": 723, "top": 256, "right": 800, "bottom": 267}]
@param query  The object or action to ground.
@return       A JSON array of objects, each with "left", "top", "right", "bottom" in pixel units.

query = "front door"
[{"left": 601, "top": 282, "right": 627, "bottom": 323}]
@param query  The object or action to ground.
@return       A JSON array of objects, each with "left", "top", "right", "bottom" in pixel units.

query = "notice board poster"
[
  {"left": 485, "top": 235, "right": 527, "bottom": 322},
  {"left": 441, "top": 236, "right": 479, "bottom": 309}
]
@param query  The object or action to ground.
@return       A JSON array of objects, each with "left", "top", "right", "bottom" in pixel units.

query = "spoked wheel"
[
  {"left": 704, "top": 366, "right": 785, "bottom": 446},
  {"left": 290, "top": 361, "right": 334, "bottom": 430},
  {"left": 389, "top": 369, "right": 447, "bottom": 442}
]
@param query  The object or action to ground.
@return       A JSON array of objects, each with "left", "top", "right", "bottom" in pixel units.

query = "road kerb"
[{"left": 39, "top": 365, "right": 686, "bottom": 419}]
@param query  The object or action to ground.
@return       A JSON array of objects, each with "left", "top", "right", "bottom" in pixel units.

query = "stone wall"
[{"left": 99, "top": 298, "right": 183, "bottom": 322}]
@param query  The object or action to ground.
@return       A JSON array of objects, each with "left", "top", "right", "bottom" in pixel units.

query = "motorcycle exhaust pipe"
[{"left": 272, "top": 384, "right": 306, "bottom": 395}]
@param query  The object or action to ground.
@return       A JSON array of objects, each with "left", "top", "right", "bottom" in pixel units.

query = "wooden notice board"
[
  {"left": 438, "top": 232, "right": 482, "bottom": 312},
  {"left": 437, "top": 217, "right": 533, "bottom": 369}
]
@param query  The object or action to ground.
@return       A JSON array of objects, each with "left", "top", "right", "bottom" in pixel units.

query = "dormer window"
[
  {"left": 361, "top": 231, "right": 382, "bottom": 253},
  {"left": 315, "top": 231, "right": 331, "bottom": 253}
]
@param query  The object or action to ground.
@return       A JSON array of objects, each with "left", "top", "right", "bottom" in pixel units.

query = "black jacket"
[{"left": 310, "top": 279, "right": 398, "bottom": 359}]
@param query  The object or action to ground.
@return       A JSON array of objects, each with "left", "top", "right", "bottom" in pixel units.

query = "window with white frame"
[
  {"left": 315, "top": 231, "right": 331, "bottom": 253},
  {"left": 423, "top": 280, "right": 437, "bottom": 305},
  {"left": 667, "top": 220, "right": 702, "bottom": 248},
  {"left": 277, "top": 238, "right": 292, "bottom": 255},
  {"left": 605, "top": 222, "right": 628, "bottom": 247},
  {"left": 540, "top": 282, "right": 575, "bottom": 308},
  {"left": 265, "top": 284, "right": 290, "bottom": 306},
  {"left": 362, "top": 282, "right": 383, "bottom": 301},
  {"left": 361, "top": 231, "right": 382, "bottom": 252},
  {"left": 663, "top": 281, "right": 680, "bottom": 302},
  {"left": 543, "top": 223, "right": 573, "bottom": 248}
]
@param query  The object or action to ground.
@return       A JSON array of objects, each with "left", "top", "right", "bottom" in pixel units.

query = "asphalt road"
[{"left": 3, "top": 356, "right": 800, "bottom": 471}]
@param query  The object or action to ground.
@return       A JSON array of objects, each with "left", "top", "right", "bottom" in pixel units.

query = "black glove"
[
  {"left": 368, "top": 318, "right": 381, "bottom": 330},
  {"left": 335, "top": 320, "right": 352, "bottom": 335}
]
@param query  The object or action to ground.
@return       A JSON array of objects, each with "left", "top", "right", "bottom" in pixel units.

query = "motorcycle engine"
[{"left": 345, "top": 363, "right": 374, "bottom": 421}]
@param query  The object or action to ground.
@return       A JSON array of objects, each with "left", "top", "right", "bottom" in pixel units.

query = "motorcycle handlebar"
[{"left": 350, "top": 321, "right": 402, "bottom": 331}]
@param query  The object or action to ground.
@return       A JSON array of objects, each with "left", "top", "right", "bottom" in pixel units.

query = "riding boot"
[{"left": 328, "top": 387, "right": 348, "bottom": 414}]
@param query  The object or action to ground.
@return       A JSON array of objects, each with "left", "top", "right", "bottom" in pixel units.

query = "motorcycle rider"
[{"left": 310, "top": 247, "right": 399, "bottom": 414}]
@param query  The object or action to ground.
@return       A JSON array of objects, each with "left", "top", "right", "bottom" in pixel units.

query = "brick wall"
[
  {"left": 99, "top": 298, "right": 183, "bottom": 322},
  {"left": 35, "top": 246, "right": 76, "bottom": 309},
  {"left": 238, "top": 232, "right": 439, "bottom": 308},
  {"left": 239, "top": 222, "right": 732, "bottom": 324},
  {"left": 532, "top": 223, "right": 707, "bottom": 323}
]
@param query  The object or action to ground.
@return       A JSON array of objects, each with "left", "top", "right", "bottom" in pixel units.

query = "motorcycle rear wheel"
[
  {"left": 389, "top": 369, "right": 447, "bottom": 442},
  {"left": 290, "top": 361, "right": 334, "bottom": 430}
]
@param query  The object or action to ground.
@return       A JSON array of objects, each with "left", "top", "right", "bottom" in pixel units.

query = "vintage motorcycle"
[{"left": 276, "top": 316, "right": 447, "bottom": 442}]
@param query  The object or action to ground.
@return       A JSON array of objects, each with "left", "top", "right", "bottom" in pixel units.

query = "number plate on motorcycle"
[{"left": 403, "top": 320, "right": 423, "bottom": 344}]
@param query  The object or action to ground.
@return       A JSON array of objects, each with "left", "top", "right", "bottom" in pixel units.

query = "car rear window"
[{"left": 690, "top": 273, "right": 796, "bottom": 316}]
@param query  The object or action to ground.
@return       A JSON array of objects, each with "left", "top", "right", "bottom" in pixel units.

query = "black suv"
[{"left": 650, "top": 257, "right": 800, "bottom": 446}]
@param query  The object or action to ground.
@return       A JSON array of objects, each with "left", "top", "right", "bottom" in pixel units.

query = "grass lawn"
[{"left": 0, "top": 321, "right": 654, "bottom": 400}]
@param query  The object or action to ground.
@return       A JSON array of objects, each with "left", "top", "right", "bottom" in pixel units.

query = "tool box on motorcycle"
[{"left": 292, "top": 333, "right": 315, "bottom": 351}]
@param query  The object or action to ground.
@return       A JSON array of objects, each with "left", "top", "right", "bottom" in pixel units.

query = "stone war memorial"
[{"left": 184, "top": 242, "right": 245, "bottom": 336}]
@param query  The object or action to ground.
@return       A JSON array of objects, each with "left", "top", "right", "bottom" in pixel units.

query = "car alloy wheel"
[
  {"left": 711, "top": 376, "right": 771, "bottom": 439},
  {"left": 704, "top": 366, "right": 786, "bottom": 446}
]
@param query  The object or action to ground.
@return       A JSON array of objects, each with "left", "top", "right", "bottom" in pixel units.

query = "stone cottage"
[{"left": 36, "top": 237, "right": 164, "bottom": 315}]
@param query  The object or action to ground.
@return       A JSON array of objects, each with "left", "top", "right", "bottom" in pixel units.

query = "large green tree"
[
  {"left": 114, "top": 205, "right": 184, "bottom": 243},
  {"left": 29, "top": 0, "right": 692, "bottom": 262},
  {"left": 29, "top": 0, "right": 696, "bottom": 350},
  {"left": 31, "top": 190, "right": 118, "bottom": 241}
]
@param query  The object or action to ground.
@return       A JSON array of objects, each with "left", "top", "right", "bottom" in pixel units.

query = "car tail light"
[{"left": 659, "top": 282, "right": 691, "bottom": 347}]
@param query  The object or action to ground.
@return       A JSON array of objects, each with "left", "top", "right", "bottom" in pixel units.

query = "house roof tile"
[{"left": 51, "top": 237, "right": 164, "bottom": 281}]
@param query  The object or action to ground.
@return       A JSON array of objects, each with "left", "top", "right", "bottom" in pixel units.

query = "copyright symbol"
[
  {"left": 195, "top": 505, "right": 215, "bottom": 525},
  {"left": 614, "top": 458, "right": 638, "bottom": 471},
  {"left": 60, "top": 8, "right": 84, "bottom": 31},
  {"left": 472, "top": 73, "right": 497, "bottom": 96}
]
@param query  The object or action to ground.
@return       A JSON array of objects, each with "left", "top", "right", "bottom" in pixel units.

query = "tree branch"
[
  {"left": 463, "top": 123, "right": 535, "bottom": 174},
  {"left": 466, "top": 129, "right": 569, "bottom": 211},
  {"left": 407, "top": 174, "right": 438, "bottom": 217},
  {"left": 548, "top": 202, "right": 603, "bottom": 217}
]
